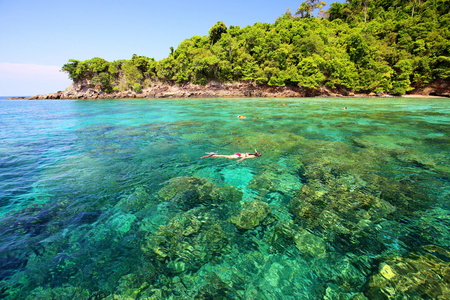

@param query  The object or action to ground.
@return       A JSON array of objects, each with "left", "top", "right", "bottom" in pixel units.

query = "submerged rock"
[
  {"left": 324, "top": 287, "right": 368, "bottom": 300},
  {"left": 24, "top": 284, "right": 91, "bottom": 300},
  {"left": 249, "top": 164, "right": 302, "bottom": 199},
  {"left": 157, "top": 176, "right": 242, "bottom": 210},
  {"left": 142, "top": 207, "right": 230, "bottom": 274},
  {"left": 117, "top": 186, "right": 153, "bottom": 213},
  {"left": 195, "top": 272, "right": 238, "bottom": 299},
  {"left": 293, "top": 228, "right": 327, "bottom": 258},
  {"left": 365, "top": 249, "right": 450, "bottom": 299},
  {"left": 114, "top": 273, "right": 150, "bottom": 299},
  {"left": 290, "top": 179, "right": 396, "bottom": 241},
  {"left": 270, "top": 220, "right": 326, "bottom": 257},
  {"left": 109, "top": 212, "right": 137, "bottom": 236},
  {"left": 360, "top": 173, "right": 432, "bottom": 213},
  {"left": 230, "top": 200, "right": 272, "bottom": 230}
]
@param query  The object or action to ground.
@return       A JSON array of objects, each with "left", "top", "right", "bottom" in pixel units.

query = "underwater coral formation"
[
  {"left": 2, "top": 103, "right": 449, "bottom": 300},
  {"left": 366, "top": 249, "right": 450, "bottom": 299}
]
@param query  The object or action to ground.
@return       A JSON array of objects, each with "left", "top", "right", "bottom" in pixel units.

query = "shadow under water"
[{"left": 0, "top": 98, "right": 448, "bottom": 299}]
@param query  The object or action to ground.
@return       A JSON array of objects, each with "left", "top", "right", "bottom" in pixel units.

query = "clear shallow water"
[{"left": 0, "top": 98, "right": 449, "bottom": 299}]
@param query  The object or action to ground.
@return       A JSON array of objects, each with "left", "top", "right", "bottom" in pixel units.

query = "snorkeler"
[
  {"left": 238, "top": 115, "right": 259, "bottom": 120},
  {"left": 200, "top": 150, "right": 262, "bottom": 161}
]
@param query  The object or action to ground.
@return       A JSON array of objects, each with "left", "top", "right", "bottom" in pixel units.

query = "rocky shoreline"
[{"left": 22, "top": 79, "right": 450, "bottom": 100}]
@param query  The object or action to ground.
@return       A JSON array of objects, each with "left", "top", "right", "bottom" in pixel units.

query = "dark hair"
[{"left": 248, "top": 151, "right": 262, "bottom": 157}]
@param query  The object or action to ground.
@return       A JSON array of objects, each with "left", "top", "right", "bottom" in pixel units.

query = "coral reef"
[
  {"left": 230, "top": 200, "right": 272, "bottom": 230},
  {"left": 157, "top": 176, "right": 242, "bottom": 210},
  {"left": 366, "top": 249, "right": 450, "bottom": 299},
  {"left": 142, "top": 207, "right": 231, "bottom": 275},
  {"left": 24, "top": 285, "right": 92, "bottom": 300},
  {"left": 2, "top": 98, "right": 448, "bottom": 299},
  {"left": 289, "top": 177, "right": 397, "bottom": 249}
]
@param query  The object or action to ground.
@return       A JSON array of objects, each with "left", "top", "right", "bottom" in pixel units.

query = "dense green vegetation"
[{"left": 62, "top": 0, "right": 449, "bottom": 95}]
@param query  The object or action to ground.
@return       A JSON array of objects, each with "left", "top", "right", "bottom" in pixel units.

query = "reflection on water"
[{"left": 0, "top": 98, "right": 449, "bottom": 299}]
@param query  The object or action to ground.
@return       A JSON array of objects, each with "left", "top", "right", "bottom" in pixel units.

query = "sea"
[{"left": 0, "top": 97, "right": 449, "bottom": 299}]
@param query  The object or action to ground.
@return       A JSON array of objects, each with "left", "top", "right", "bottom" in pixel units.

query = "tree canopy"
[{"left": 62, "top": 0, "right": 449, "bottom": 95}]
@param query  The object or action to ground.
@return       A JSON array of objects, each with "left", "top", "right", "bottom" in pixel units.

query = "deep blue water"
[{"left": 0, "top": 98, "right": 449, "bottom": 299}]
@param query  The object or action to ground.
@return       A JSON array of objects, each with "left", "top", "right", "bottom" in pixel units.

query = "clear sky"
[{"left": 0, "top": 0, "right": 337, "bottom": 96}]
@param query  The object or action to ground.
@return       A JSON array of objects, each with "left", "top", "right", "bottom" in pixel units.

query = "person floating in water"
[
  {"left": 238, "top": 115, "right": 258, "bottom": 120},
  {"left": 200, "top": 150, "right": 262, "bottom": 161}
]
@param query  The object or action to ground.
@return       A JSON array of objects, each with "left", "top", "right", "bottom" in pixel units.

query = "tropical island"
[{"left": 31, "top": 0, "right": 449, "bottom": 100}]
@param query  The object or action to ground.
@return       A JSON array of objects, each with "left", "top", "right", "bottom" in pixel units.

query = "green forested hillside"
[{"left": 62, "top": 0, "right": 449, "bottom": 95}]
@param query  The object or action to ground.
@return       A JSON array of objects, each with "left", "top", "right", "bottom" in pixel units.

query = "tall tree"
[
  {"left": 209, "top": 21, "right": 227, "bottom": 45},
  {"left": 296, "top": 0, "right": 326, "bottom": 18}
]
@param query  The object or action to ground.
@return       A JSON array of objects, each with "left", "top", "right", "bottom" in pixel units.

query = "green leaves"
[
  {"left": 295, "top": 0, "right": 326, "bottom": 18},
  {"left": 61, "top": 0, "right": 447, "bottom": 95},
  {"left": 209, "top": 21, "right": 227, "bottom": 45},
  {"left": 297, "top": 55, "right": 326, "bottom": 88},
  {"left": 62, "top": 59, "right": 80, "bottom": 80},
  {"left": 347, "top": 33, "right": 370, "bottom": 65},
  {"left": 392, "top": 59, "right": 415, "bottom": 94}
]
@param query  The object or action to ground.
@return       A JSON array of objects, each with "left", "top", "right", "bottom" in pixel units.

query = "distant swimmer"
[
  {"left": 238, "top": 115, "right": 259, "bottom": 120},
  {"left": 343, "top": 107, "right": 348, "bottom": 110},
  {"left": 200, "top": 150, "right": 262, "bottom": 161}
]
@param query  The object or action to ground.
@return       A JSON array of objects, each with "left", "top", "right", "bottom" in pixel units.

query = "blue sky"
[{"left": 0, "top": 0, "right": 338, "bottom": 96}]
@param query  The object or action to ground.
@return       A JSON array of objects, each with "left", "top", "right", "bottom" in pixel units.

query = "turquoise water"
[{"left": 0, "top": 98, "right": 449, "bottom": 299}]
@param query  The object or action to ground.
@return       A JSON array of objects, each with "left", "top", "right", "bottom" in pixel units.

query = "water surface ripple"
[{"left": 0, "top": 98, "right": 449, "bottom": 299}]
